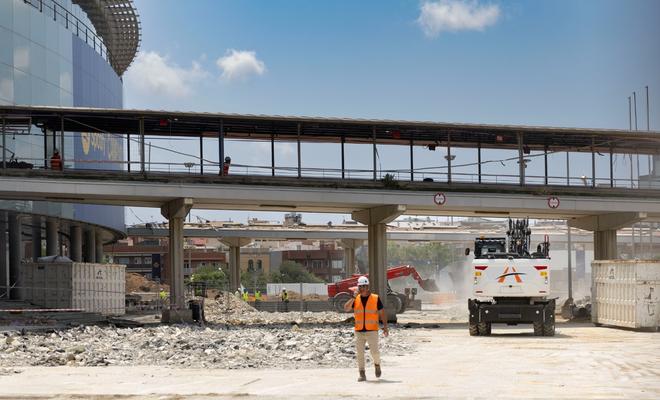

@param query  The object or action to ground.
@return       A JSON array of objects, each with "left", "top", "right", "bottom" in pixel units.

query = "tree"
[
  {"left": 241, "top": 271, "right": 268, "bottom": 292},
  {"left": 269, "top": 261, "right": 324, "bottom": 283},
  {"left": 189, "top": 265, "right": 228, "bottom": 287},
  {"left": 386, "top": 242, "right": 455, "bottom": 276}
]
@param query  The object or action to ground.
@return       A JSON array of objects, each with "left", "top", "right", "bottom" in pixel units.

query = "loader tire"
[
  {"left": 477, "top": 322, "right": 491, "bottom": 336},
  {"left": 387, "top": 294, "right": 403, "bottom": 314},
  {"left": 533, "top": 321, "right": 544, "bottom": 336},
  {"left": 543, "top": 321, "right": 555, "bottom": 336},
  {"left": 469, "top": 323, "right": 479, "bottom": 336},
  {"left": 333, "top": 293, "right": 352, "bottom": 313},
  {"left": 396, "top": 293, "right": 408, "bottom": 314}
]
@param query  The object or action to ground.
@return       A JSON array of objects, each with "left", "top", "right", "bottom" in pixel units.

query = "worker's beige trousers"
[{"left": 355, "top": 330, "right": 381, "bottom": 370}]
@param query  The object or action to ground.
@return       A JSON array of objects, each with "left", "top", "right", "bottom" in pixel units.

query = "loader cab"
[{"left": 471, "top": 237, "right": 508, "bottom": 259}]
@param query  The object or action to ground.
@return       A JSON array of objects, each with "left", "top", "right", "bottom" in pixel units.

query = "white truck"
[{"left": 466, "top": 218, "right": 555, "bottom": 336}]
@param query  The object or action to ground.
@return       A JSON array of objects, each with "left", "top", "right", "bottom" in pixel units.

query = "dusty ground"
[{"left": 0, "top": 320, "right": 657, "bottom": 399}]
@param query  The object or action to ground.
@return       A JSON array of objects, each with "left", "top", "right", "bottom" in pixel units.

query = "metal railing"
[
  {"left": 22, "top": 0, "right": 112, "bottom": 64},
  {"left": 3, "top": 154, "right": 656, "bottom": 191}
]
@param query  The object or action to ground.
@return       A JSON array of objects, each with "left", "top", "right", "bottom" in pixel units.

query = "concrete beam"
[
  {"left": 220, "top": 238, "right": 253, "bottom": 248},
  {"left": 3, "top": 175, "right": 660, "bottom": 220},
  {"left": 568, "top": 212, "right": 647, "bottom": 231},
  {"left": 160, "top": 198, "right": 194, "bottom": 220},
  {"left": 161, "top": 198, "right": 193, "bottom": 311},
  {"left": 352, "top": 205, "right": 406, "bottom": 225}
]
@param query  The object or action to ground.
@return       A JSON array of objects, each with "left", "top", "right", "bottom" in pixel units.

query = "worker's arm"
[
  {"left": 379, "top": 308, "right": 389, "bottom": 337},
  {"left": 343, "top": 297, "right": 355, "bottom": 312}
]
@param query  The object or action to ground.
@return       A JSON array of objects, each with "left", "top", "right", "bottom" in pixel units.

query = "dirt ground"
[
  {"left": 0, "top": 318, "right": 657, "bottom": 399},
  {"left": 126, "top": 273, "right": 169, "bottom": 293}
]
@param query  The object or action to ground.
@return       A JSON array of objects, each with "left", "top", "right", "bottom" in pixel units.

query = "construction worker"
[
  {"left": 159, "top": 289, "right": 168, "bottom": 303},
  {"left": 281, "top": 289, "right": 289, "bottom": 312},
  {"left": 242, "top": 289, "right": 249, "bottom": 302},
  {"left": 344, "top": 276, "right": 388, "bottom": 382},
  {"left": 50, "top": 149, "right": 62, "bottom": 171},
  {"left": 255, "top": 290, "right": 262, "bottom": 302},
  {"left": 222, "top": 156, "right": 231, "bottom": 176}
]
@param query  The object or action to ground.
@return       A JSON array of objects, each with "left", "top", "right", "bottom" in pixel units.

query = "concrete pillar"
[
  {"left": 31, "top": 216, "right": 42, "bottom": 261},
  {"left": 69, "top": 225, "right": 82, "bottom": 262},
  {"left": 229, "top": 246, "right": 240, "bottom": 292},
  {"left": 84, "top": 228, "right": 96, "bottom": 263},
  {"left": 0, "top": 212, "right": 7, "bottom": 297},
  {"left": 568, "top": 212, "right": 646, "bottom": 261},
  {"left": 367, "top": 223, "right": 388, "bottom": 301},
  {"left": 95, "top": 231, "right": 104, "bottom": 263},
  {"left": 352, "top": 205, "right": 406, "bottom": 306},
  {"left": 45, "top": 218, "right": 59, "bottom": 256},
  {"left": 221, "top": 237, "right": 253, "bottom": 293},
  {"left": 8, "top": 213, "right": 21, "bottom": 300},
  {"left": 594, "top": 230, "right": 617, "bottom": 260},
  {"left": 161, "top": 198, "right": 193, "bottom": 310},
  {"left": 340, "top": 239, "right": 363, "bottom": 276}
]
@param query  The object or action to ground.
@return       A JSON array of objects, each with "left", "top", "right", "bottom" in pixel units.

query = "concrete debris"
[
  {"left": 204, "top": 294, "right": 348, "bottom": 325},
  {"left": 0, "top": 324, "right": 412, "bottom": 369}
]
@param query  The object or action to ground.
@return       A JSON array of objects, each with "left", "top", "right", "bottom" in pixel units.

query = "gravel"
[{"left": 0, "top": 324, "right": 412, "bottom": 369}]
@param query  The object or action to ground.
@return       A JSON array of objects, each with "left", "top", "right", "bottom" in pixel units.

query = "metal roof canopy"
[
  {"left": 73, "top": 0, "right": 141, "bottom": 76},
  {"left": 2, "top": 105, "right": 660, "bottom": 154}
]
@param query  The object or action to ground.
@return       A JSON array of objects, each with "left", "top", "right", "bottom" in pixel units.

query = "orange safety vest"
[
  {"left": 50, "top": 154, "right": 62, "bottom": 171},
  {"left": 353, "top": 293, "right": 380, "bottom": 331}
]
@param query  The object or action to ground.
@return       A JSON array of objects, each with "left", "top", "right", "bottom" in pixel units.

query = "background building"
[
  {"left": 280, "top": 242, "right": 345, "bottom": 282},
  {"left": 0, "top": 0, "right": 140, "bottom": 297}
]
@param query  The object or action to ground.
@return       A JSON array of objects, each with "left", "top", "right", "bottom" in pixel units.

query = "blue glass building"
[{"left": 0, "top": 0, "right": 140, "bottom": 280}]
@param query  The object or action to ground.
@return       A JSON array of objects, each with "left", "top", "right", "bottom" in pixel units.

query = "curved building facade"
[{"left": 0, "top": 0, "right": 139, "bottom": 287}]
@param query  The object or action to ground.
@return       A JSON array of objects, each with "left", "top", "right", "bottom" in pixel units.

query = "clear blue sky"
[{"left": 123, "top": 0, "right": 660, "bottom": 225}]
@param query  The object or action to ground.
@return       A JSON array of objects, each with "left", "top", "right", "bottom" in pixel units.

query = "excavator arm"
[
  {"left": 385, "top": 265, "right": 439, "bottom": 292},
  {"left": 328, "top": 265, "right": 439, "bottom": 298}
]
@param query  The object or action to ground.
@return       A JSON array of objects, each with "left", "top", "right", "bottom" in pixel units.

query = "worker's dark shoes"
[
  {"left": 375, "top": 364, "right": 382, "bottom": 378},
  {"left": 358, "top": 370, "right": 366, "bottom": 382}
]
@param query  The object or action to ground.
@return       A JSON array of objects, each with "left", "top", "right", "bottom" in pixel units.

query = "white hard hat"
[{"left": 357, "top": 276, "right": 369, "bottom": 286}]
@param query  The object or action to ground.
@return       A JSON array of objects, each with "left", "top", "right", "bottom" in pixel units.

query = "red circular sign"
[
  {"left": 434, "top": 192, "right": 447, "bottom": 206},
  {"left": 547, "top": 196, "right": 560, "bottom": 209}
]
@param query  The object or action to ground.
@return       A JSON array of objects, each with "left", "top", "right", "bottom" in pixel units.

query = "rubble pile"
[
  {"left": 0, "top": 324, "right": 412, "bottom": 369},
  {"left": 204, "top": 294, "right": 347, "bottom": 325},
  {"left": 209, "top": 292, "right": 258, "bottom": 314},
  {"left": 126, "top": 273, "right": 169, "bottom": 293}
]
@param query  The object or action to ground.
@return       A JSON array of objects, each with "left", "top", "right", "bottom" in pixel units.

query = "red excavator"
[{"left": 327, "top": 265, "right": 439, "bottom": 313}]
